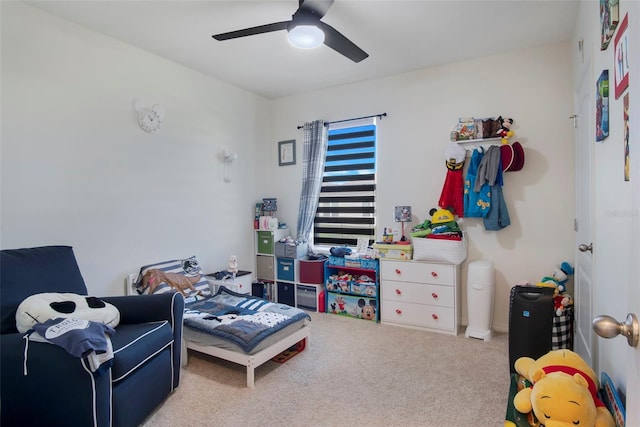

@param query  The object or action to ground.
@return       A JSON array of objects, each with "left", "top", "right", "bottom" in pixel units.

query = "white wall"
[
  {"left": 267, "top": 43, "right": 576, "bottom": 331},
  {"left": 1, "top": 2, "right": 268, "bottom": 295}
]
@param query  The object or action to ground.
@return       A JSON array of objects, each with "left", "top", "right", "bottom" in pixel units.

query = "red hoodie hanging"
[{"left": 438, "top": 143, "right": 466, "bottom": 217}]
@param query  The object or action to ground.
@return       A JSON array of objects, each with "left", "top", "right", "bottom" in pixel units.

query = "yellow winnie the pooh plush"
[{"left": 511, "top": 349, "right": 615, "bottom": 427}]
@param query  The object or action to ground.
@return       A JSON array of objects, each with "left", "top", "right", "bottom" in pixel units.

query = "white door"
[
  {"left": 624, "top": 4, "right": 640, "bottom": 421},
  {"left": 574, "top": 56, "right": 595, "bottom": 369}
]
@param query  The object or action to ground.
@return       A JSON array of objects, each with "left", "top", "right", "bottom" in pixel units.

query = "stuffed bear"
[{"left": 513, "top": 349, "right": 615, "bottom": 427}]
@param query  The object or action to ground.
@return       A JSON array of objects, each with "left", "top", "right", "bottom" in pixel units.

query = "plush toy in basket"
[{"left": 506, "top": 349, "right": 616, "bottom": 427}]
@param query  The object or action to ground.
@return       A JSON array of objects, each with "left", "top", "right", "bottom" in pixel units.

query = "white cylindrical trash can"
[{"left": 465, "top": 260, "right": 495, "bottom": 341}]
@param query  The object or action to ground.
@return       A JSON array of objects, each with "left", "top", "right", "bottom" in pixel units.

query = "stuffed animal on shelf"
[
  {"left": 496, "top": 116, "right": 515, "bottom": 144},
  {"left": 228, "top": 255, "right": 239, "bottom": 275},
  {"left": 513, "top": 349, "right": 615, "bottom": 427}
]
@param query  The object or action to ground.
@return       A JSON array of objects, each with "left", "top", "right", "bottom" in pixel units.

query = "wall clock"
[{"left": 133, "top": 100, "right": 165, "bottom": 134}]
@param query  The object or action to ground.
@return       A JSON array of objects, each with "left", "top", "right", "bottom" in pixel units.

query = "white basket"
[{"left": 412, "top": 234, "right": 467, "bottom": 264}]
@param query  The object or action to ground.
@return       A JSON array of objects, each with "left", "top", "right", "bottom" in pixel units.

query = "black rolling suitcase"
[{"left": 508, "top": 286, "right": 555, "bottom": 372}]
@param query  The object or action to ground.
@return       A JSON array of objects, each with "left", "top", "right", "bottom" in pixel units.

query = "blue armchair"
[{"left": 0, "top": 245, "right": 184, "bottom": 427}]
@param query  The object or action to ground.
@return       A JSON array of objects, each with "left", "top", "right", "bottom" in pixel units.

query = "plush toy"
[
  {"left": 496, "top": 116, "right": 515, "bottom": 144},
  {"left": 513, "top": 349, "right": 615, "bottom": 427},
  {"left": 554, "top": 294, "right": 574, "bottom": 316},
  {"left": 228, "top": 254, "right": 239, "bottom": 275},
  {"left": 16, "top": 293, "right": 120, "bottom": 333},
  {"left": 553, "top": 261, "right": 574, "bottom": 294},
  {"left": 142, "top": 269, "right": 202, "bottom": 296}
]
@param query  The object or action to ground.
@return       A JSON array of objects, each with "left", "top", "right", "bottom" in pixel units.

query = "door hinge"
[
  {"left": 574, "top": 218, "right": 578, "bottom": 232},
  {"left": 569, "top": 115, "right": 578, "bottom": 128}
]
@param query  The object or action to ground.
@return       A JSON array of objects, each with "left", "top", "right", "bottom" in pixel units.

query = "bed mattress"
[{"left": 183, "top": 287, "right": 311, "bottom": 355}]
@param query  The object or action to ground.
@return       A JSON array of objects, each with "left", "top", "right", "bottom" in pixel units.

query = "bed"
[
  {"left": 128, "top": 257, "right": 311, "bottom": 388},
  {"left": 180, "top": 286, "right": 311, "bottom": 388}
]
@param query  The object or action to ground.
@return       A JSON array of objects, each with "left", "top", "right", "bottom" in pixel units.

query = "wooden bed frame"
[
  {"left": 127, "top": 272, "right": 311, "bottom": 388},
  {"left": 181, "top": 323, "right": 310, "bottom": 388}
]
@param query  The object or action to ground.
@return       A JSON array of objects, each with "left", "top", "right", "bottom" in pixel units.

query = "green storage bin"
[{"left": 257, "top": 231, "right": 274, "bottom": 254}]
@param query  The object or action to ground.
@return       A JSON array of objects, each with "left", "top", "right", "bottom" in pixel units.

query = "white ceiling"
[{"left": 27, "top": 0, "right": 580, "bottom": 99}]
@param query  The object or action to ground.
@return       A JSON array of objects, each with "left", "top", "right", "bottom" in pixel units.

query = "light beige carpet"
[{"left": 142, "top": 312, "right": 510, "bottom": 427}]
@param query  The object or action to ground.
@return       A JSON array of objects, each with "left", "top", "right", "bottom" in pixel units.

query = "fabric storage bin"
[
  {"left": 552, "top": 306, "right": 574, "bottom": 350},
  {"left": 299, "top": 258, "right": 326, "bottom": 284},
  {"left": 412, "top": 235, "right": 467, "bottom": 264},
  {"left": 256, "top": 231, "right": 275, "bottom": 254},
  {"left": 274, "top": 242, "right": 308, "bottom": 259},
  {"left": 350, "top": 283, "right": 377, "bottom": 298},
  {"left": 326, "top": 292, "right": 377, "bottom": 321},
  {"left": 276, "top": 258, "right": 296, "bottom": 282},
  {"left": 256, "top": 254, "right": 275, "bottom": 281},
  {"left": 296, "top": 284, "right": 317, "bottom": 311},
  {"left": 277, "top": 282, "right": 295, "bottom": 306},
  {"left": 328, "top": 255, "right": 346, "bottom": 267}
]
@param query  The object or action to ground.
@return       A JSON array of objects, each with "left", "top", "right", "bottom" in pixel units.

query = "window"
[{"left": 313, "top": 119, "right": 377, "bottom": 248}]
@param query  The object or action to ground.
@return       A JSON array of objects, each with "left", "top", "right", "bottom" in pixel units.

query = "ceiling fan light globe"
[{"left": 287, "top": 25, "right": 324, "bottom": 49}]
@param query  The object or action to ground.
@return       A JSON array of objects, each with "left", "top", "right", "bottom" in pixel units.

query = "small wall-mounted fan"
[{"left": 212, "top": 0, "right": 368, "bottom": 63}]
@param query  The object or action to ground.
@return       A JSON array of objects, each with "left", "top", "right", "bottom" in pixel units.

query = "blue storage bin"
[{"left": 276, "top": 258, "right": 295, "bottom": 281}]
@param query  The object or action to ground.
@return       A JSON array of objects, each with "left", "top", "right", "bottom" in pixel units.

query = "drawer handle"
[
  {"left": 395, "top": 268, "right": 402, "bottom": 275},
  {"left": 395, "top": 309, "right": 402, "bottom": 315},
  {"left": 432, "top": 313, "right": 439, "bottom": 320},
  {"left": 395, "top": 289, "right": 402, "bottom": 295},
  {"left": 431, "top": 292, "right": 438, "bottom": 299},
  {"left": 431, "top": 271, "right": 438, "bottom": 278}
]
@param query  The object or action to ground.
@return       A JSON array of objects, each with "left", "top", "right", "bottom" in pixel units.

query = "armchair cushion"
[{"left": 110, "top": 321, "right": 173, "bottom": 382}]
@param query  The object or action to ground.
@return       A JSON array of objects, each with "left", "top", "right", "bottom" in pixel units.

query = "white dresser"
[{"left": 380, "top": 259, "right": 460, "bottom": 335}]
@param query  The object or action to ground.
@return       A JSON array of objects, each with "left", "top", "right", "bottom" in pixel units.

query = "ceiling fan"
[{"left": 212, "top": 0, "right": 368, "bottom": 63}]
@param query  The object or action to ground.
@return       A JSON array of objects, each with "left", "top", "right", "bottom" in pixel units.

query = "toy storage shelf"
[
  {"left": 324, "top": 261, "right": 380, "bottom": 322},
  {"left": 254, "top": 228, "right": 289, "bottom": 302}
]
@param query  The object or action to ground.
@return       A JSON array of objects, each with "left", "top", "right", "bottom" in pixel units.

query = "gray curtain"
[{"left": 296, "top": 120, "right": 328, "bottom": 243}]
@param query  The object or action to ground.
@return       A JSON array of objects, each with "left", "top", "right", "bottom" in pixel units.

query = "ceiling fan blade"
[
  {"left": 298, "top": 0, "right": 334, "bottom": 19},
  {"left": 213, "top": 21, "right": 290, "bottom": 41},
  {"left": 317, "top": 21, "right": 368, "bottom": 63}
]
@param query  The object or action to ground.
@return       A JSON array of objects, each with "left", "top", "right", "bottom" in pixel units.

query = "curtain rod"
[{"left": 297, "top": 112, "right": 387, "bottom": 129}]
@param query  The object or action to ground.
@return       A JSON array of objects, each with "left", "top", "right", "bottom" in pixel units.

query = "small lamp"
[{"left": 394, "top": 206, "right": 412, "bottom": 243}]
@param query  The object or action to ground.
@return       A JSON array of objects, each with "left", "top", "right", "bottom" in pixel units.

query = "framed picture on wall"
[
  {"left": 614, "top": 13, "right": 629, "bottom": 99},
  {"left": 278, "top": 140, "right": 296, "bottom": 166},
  {"left": 600, "top": 0, "right": 619, "bottom": 50},
  {"left": 596, "top": 70, "right": 609, "bottom": 142}
]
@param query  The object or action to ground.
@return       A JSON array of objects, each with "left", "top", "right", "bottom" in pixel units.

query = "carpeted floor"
[{"left": 141, "top": 311, "right": 510, "bottom": 427}]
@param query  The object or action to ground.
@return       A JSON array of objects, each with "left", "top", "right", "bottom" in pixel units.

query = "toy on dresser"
[{"left": 228, "top": 255, "right": 239, "bottom": 275}]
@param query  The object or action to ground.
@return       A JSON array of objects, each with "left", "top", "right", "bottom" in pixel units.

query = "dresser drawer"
[
  {"left": 382, "top": 280, "right": 454, "bottom": 307},
  {"left": 380, "top": 260, "right": 455, "bottom": 285},
  {"left": 381, "top": 300, "right": 455, "bottom": 331}
]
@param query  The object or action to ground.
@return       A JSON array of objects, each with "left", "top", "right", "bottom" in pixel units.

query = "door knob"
[
  {"left": 592, "top": 313, "right": 639, "bottom": 347},
  {"left": 578, "top": 243, "right": 593, "bottom": 253}
]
